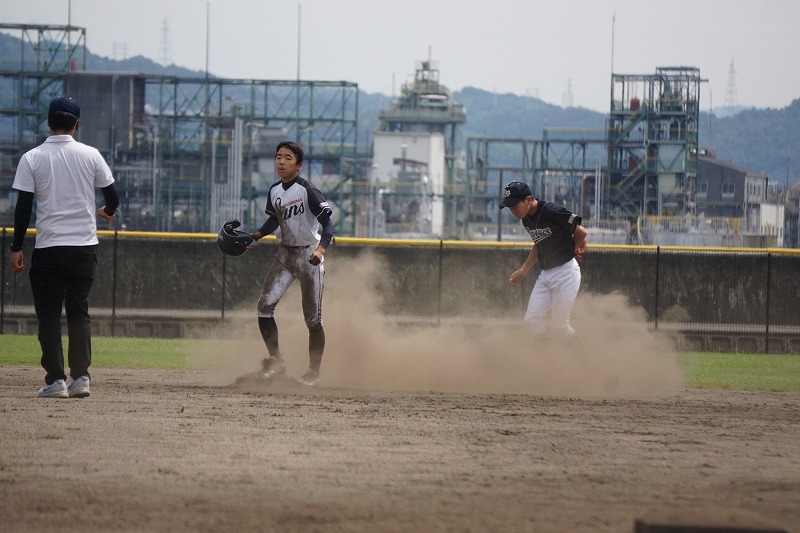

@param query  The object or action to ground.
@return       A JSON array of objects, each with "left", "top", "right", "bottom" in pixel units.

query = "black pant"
[{"left": 29, "top": 246, "right": 97, "bottom": 384}]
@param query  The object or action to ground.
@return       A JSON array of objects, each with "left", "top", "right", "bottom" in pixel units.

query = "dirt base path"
[{"left": 1, "top": 365, "right": 798, "bottom": 533}]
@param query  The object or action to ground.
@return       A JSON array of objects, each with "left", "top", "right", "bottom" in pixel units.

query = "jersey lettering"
[
  {"left": 527, "top": 227, "right": 552, "bottom": 244},
  {"left": 275, "top": 197, "right": 306, "bottom": 221}
]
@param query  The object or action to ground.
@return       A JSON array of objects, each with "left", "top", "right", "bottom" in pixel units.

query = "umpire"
[{"left": 10, "top": 95, "right": 119, "bottom": 398}]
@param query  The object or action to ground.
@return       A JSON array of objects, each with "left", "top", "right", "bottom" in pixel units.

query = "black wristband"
[{"left": 10, "top": 243, "right": 22, "bottom": 253}]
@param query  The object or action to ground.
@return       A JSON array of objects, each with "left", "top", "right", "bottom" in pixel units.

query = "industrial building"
[
  {"left": 0, "top": 23, "right": 361, "bottom": 235},
  {"left": 0, "top": 23, "right": 791, "bottom": 247}
]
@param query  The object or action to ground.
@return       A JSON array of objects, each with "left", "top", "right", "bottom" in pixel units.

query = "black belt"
[{"left": 281, "top": 244, "right": 310, "bottom": 249}]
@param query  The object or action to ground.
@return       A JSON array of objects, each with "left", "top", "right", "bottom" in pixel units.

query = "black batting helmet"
[{"left": 217, "top": 220, "right": 254, "bottom": 256}]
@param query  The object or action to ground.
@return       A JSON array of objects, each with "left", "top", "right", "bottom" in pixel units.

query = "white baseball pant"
[{"left": 523, "top": 258, "right": 581, "bottom": 338}]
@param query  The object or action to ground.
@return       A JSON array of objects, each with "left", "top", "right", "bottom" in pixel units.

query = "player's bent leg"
[
  {"left": 258, "top": 316, "right": 281, "bottom": 359},
  {"left": 523, "top": 279, "right": 551, "bottom": 338},
  {"left": 256, "top": 262, "right": 294, "bottom": 356},
  {"left": 523, "top": 313, "right": 548, "bottom": 337},
  {"left": 257, "top": 268, "right": 294, "bottom": 317},
  {"left": 550, "top": 260, "right": 581, "bottom": 337},
  {"left": 257, "top": 249, "right": 295, "bottom": 316},
  {"left": 235, "top": 320, "right": 287, "bottom": 384},
  {"left": 237, "top": 258, "right": 295, "bottom": 385}
]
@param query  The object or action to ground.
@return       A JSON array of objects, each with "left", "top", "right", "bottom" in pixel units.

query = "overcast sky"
[{"left": 4, "top": 0, "right": 798, "bottom": 113}]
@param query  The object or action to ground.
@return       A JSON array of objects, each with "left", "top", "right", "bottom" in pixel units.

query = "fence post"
[
  {"left": 654, "top": 246, "right": 660, "bottom": 330},
  {"left": 221, "top": 253, "right": 227, "bottom": 320},
  {"left": 1, "top": 228, "right": 6, "bottom": 334},
  {"left": 437, "top": 240, "right": 443, "bottom": 325},
  {"left": 765, "top": 252, "right": 772, "bottom": 354},
  {"left": 111, "top": 231, "right": 118, "bottom": 337}
]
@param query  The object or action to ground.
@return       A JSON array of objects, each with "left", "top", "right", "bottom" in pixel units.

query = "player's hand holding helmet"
[{"left": 217, "top": 219, "right": 254, "bottom": 256}]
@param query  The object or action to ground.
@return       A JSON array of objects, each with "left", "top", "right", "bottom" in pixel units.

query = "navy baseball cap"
[
  {"left": 499, "top": 181, "right": 532, "bottom": 208},
  {"left": 49, "top": 95, "right": 80, "bottom": 118}
]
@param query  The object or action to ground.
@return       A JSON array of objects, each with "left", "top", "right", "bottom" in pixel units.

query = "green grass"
[
  {"left": 0, "top": 334, "right": 197, "bottom": 370},
  {"left": 1, "top": 335, "right": 799, "bottom": 392},
  {"left": 677, "top": 351, "right": 800, "bottom": 392}
]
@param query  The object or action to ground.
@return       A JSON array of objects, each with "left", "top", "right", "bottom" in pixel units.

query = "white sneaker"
[
  {"left": 67, "top": 375, "right": 91, "bottom": 398},
  {"left": 235, "top": 357, "right": 286, "bottom": 384},
  {"left": 38, "top": 379, "right": 68, "bottom": 398},
  {"left": 296, "top": 369, "right": 319, "bottom": 387}
]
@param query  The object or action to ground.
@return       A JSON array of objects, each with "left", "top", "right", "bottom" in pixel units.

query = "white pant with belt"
[{"left": 523, "top": 258, "right": 581, "bottom": 338}]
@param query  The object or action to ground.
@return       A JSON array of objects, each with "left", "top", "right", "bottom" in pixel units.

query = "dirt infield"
[
  {"left": 1, "top": 365, "right": 798, "bottom": 533},
  {"left": 2, "top": 255, "right": 799, "bottom": 532}
]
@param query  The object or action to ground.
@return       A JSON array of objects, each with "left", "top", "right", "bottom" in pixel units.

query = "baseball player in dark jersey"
[
  {"left": 501, "top": 181, "right": 587, "bottom": 339},
  {"left": 238, "top": 140, "right": 334, "bottom": 386}
]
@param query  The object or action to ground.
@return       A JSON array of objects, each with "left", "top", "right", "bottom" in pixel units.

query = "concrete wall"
[{"left": 2, "top": 233, "right": 799, "bottom": 353}]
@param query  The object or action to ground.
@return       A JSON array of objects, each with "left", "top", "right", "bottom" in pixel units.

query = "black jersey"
[
  {"left": 521, "top": 200, "right": 581, "bottom": 270},
  {"left": 265, "top": 176, "right": 333, "bottom": 247}
]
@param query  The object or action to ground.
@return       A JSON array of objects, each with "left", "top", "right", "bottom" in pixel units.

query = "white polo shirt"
[{"left": 12, "top": 135, "right": 115, "bottom": 248}]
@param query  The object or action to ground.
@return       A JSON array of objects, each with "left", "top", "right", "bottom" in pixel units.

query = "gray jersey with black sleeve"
[{"left": 265, "top": 176, "right": 333, "bottom": 247}]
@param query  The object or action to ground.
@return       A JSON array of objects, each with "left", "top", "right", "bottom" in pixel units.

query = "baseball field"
[{"left": 1, "top": 258, "right": 799, "bottom": 532}]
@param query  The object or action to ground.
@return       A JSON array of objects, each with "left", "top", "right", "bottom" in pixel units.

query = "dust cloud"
[{"left": 198, "top": 252, "right": 685, "bottom": 398}]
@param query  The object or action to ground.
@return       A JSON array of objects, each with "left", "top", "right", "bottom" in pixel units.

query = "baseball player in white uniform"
[
  {"left": 238, "top": 140, "right": 334, "bottom": 387},
  {"left": 501, "top": 181, "right": 587, "bottom": 339}
]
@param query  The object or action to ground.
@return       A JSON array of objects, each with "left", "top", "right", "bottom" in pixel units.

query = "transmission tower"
[
  {"left": 111, "top": 42, "right": 127, "bottom": 60},
  {"left": 159, "top": 18, "right": 172, "bottom": 66},
  {"left": 724, "top": 58, "right": 738, "bottom": 113},
  {"left": 562, "top": 77, "right": 574, "bottom": 108}
]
